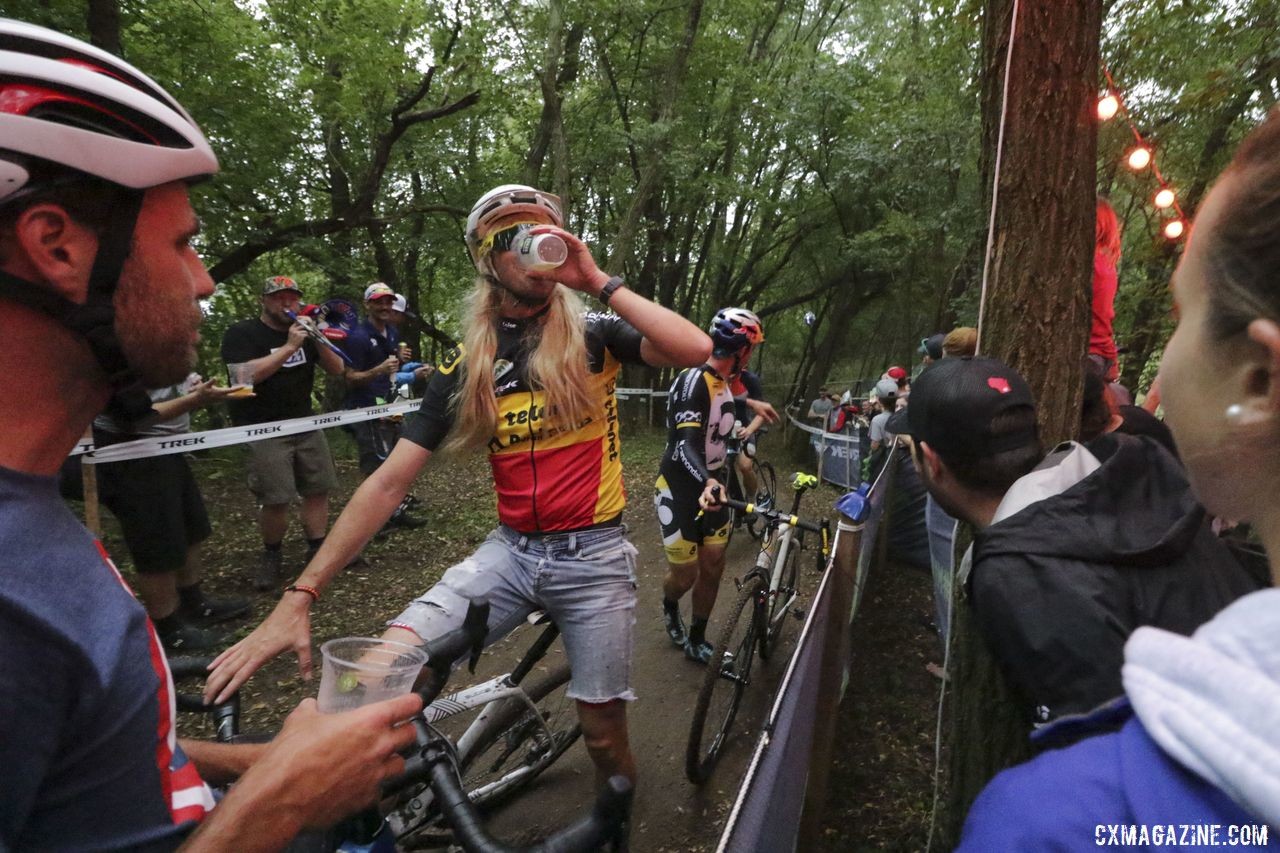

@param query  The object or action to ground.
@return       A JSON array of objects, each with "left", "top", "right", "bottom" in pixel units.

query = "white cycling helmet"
[
  {"left": 0, "top": 18, "right": 218, "bottom": 203},
  {"left": 709, "top": 306, "right": 765, "bottom": 355},
  {"left": 464, "top": 184, "right": 563, "bottom": 267},
  {"left": 0, "top": 19, "right": 219, "bottom": 423}
]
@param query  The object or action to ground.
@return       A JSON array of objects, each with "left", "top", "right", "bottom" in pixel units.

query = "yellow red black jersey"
[{"left": 403, "top": 310, "right": 645, "bottom": 533}]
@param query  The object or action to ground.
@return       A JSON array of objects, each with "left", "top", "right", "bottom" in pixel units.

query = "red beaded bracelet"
[{"left": 284, "top": 583, "right": 320, "bottom": 602}]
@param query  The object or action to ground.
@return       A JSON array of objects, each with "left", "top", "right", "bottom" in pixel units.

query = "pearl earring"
[{"left": 1225, "top": 404, "right": 1244, "bottom": 423}]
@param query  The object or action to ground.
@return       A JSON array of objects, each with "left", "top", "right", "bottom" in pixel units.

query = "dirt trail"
[
  {"left": 152, "top": 432, "right": 831, "bottom": 851},
  {"left": 471, "top": 524, "right": 825, "bottom": 852}
]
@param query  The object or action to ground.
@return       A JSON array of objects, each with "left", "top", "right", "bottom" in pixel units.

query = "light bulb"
[
  {"left": 1097, "top": 94, "right": 1120, "bottom": 121},
  {"left": 1164, "top": 219, "right": 1185, "bottom": 240},
  {"left": 1154, "top": 188, "right": 1175, "bottom": 209},
  {"left": 1127, "top": 147, "right": 1152, "bottom": 170}
]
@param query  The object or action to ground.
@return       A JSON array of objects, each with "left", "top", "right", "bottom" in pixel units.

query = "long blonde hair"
[{"left": 445, "top": 275, "right": 594, "bottom": 453}]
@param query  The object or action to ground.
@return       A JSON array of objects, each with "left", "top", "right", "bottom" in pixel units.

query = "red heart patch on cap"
[{"left": 988, "top": 377, "right": 1012, "bottom": 394}]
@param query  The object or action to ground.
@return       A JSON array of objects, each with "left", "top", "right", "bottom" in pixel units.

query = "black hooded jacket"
[{"left": 968, "top": 433, "right": 1261, "bottom": 726}]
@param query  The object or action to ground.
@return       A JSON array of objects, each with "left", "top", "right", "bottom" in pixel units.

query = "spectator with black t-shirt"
[
  {"left": 93, "top": 374, "right": 249, "bottom": 652},
  {"left": 220, "top": 276, "right": 349, "bottom": 590}
]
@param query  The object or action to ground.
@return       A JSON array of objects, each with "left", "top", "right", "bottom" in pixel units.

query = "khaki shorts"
[{"left": 247, "top": 430, "right": 337, "bottom": 505}]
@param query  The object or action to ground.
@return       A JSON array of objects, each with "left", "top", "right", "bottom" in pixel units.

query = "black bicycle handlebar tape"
[
  {"left": 167, "top": 656, "right": 218, "bottom": 680},
  {"left": 712, "top": 491, "right": 824, "bottom": 535},
  {"left": 421, "top": 600, "right": 491, "bottom": 674},
  {"left": 429, "top": 760, "right": 633, "bottom": 853}
]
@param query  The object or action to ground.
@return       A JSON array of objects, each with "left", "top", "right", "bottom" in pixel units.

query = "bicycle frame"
[
  {"left": 745, "top": 485, "right": 812, "bottom": 627},
  {"left": 387, "top": 618, "right": 564, "bottom": 837}
]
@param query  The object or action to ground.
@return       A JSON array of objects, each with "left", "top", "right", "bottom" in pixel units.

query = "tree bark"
[
  {"left": 938, "top": 0, "right": 1102, "bottom": 845},
  {"left": 975, "top": 0, "right": 1101, "bottom": 446},
  {"left": 86, "top": 0, "right": 121, "bottom": 56}
]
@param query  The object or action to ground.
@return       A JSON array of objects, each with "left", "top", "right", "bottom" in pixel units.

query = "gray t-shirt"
[
  {"left": 870, "top": 411, "right": 893, "bottom": 444},
  {"left": 94, "top": 374, "right": 197, "bottom": 437},
  {"left": 807, "top": 397, "right": 833, "bottom": 420}
]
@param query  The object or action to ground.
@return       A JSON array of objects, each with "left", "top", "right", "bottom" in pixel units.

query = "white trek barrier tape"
[
  {"left": 71, "top": 400, "right": 421, "bottom": 464},
  {"left": 785, "top": 409, "right": 861, "bottom": 442},
  {"left": 614, "top": 387, "right": 668, "bottom": 398}
]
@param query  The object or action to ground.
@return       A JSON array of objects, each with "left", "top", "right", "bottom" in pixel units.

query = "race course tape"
[
  {"left": 71, "top": 400, "right": 421, "bottom": 464},
  {"left": 786, "top": 409, "right": 859, "bottom": 442}
]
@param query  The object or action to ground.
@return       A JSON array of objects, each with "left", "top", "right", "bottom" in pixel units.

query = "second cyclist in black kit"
[{"left": 655, "top": 308, "right": 765, "bottom": 663}]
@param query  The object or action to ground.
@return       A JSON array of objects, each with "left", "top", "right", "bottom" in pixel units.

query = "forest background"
[{"left": 13, "top": 0, "right": 1280, "bottom": 406}]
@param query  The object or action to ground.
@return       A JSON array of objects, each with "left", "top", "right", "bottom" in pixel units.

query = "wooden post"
[
  {"left": 796, "top": 511, "right": 864, "bottom": 850},
  {"left": 80, "top": 427, "right": 100, "bottom": 535}
]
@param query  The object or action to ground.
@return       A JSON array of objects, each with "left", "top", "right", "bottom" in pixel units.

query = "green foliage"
[{"left": 7, "top": 0, "right": 1263, "bottom": 397}]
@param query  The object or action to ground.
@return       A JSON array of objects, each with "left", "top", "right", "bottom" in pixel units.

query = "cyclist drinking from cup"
[
  {"left": 207, "top": 184, "right": 711, "bottom": 789},
  {"left": 657, "top": 308, "right": 765, "bottom": 663}
]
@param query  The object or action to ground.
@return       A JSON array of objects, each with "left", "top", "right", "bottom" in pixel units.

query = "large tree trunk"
[
  {"left": 975, "top": 0, "right": 1101, "bottom": 446},
  {"left": 938, "top": 0, "right": 1102, "bottom": 847},
  {"left": 87, "top": 0, "right": 121, "bottom": 56}
]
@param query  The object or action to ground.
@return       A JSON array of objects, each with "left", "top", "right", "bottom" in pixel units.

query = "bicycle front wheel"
[
  {"left": 459, "top": 662, "right": 582, "bottom": 808},
  {"left": 686, "top": 575, "right": 765, "bottom": 785},
  {"left": 744, "top": 461, "right": 777, "bottom": 540}
]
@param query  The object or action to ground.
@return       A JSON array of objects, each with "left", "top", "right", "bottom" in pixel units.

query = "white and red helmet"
[
  {"left": 0, "top": 18, "right": 218, "bottom": 203},
  {"left": 709, "top": 307, "right": 765, "bottom": 355},
  {"left": 464, "top": 184, "right": 563, "bottom": 267},
  {"left": 0, "top": 19, "right": 219, "bottom": 423}
]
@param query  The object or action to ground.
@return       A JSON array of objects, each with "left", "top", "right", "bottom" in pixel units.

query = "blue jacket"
[
  {"left": 959, "top": 701, "right": 1277, "bottom": 851},
  {"left": 340, "top": 319, "right": 398, "bottom": 408}
]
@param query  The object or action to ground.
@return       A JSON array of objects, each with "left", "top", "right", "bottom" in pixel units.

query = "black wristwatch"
[{"left": 598, "top": 276, "right": 625, "bottom": 305}]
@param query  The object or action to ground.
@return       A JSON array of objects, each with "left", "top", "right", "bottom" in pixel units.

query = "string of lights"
[{"left": 1099, "top": 65, "right": 1186, "bottom": 241}]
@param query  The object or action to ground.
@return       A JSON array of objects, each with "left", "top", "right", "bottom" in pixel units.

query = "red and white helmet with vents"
[{"left": 0, "top": 17, "right": 218, "bottom": 204}]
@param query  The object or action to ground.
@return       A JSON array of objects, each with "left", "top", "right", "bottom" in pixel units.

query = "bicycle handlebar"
[
  {"left": 168, "top": 655, "right": 240, "bottom": 742},
  {"left": 427, "top": 759, "right": 632, "bottom": 853},
  {"left": 711, "top": 488, "right": 824, "bottom": 535}
]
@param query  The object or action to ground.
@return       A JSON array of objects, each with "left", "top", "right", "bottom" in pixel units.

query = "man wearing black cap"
[{"left": 888, "top": 357, "right": 1258, "bottom": 728}]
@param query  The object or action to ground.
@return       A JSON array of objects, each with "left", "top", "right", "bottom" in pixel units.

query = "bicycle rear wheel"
[
  {"left": 744, "top": 461, "right": 777, "bottom": 540},
  {"left": 686, "top": 575, "right": 764, "bottom": 785},
  {"left": 759, "top": 530, "right": 802, "bottom": 661},
  {"left": 459, "top": 661, "right": 581, "bottom": 808}
]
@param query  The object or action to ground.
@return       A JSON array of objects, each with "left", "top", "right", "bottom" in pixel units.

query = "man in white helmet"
[
  {"left": 209, "top": 183, "right": 712, "bottom": 791},
  {"left": 0, "top": 20, "right": 419, "bottom": 850}
]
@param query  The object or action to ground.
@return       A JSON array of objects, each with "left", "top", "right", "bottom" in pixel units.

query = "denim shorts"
[{"left": 389, "top": 525, "right": 639, "bottom": 703}]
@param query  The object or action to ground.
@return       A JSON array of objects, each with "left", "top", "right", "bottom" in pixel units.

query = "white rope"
[{"left": 974, "top": 0, "right": 1021, "bottom": 357}]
